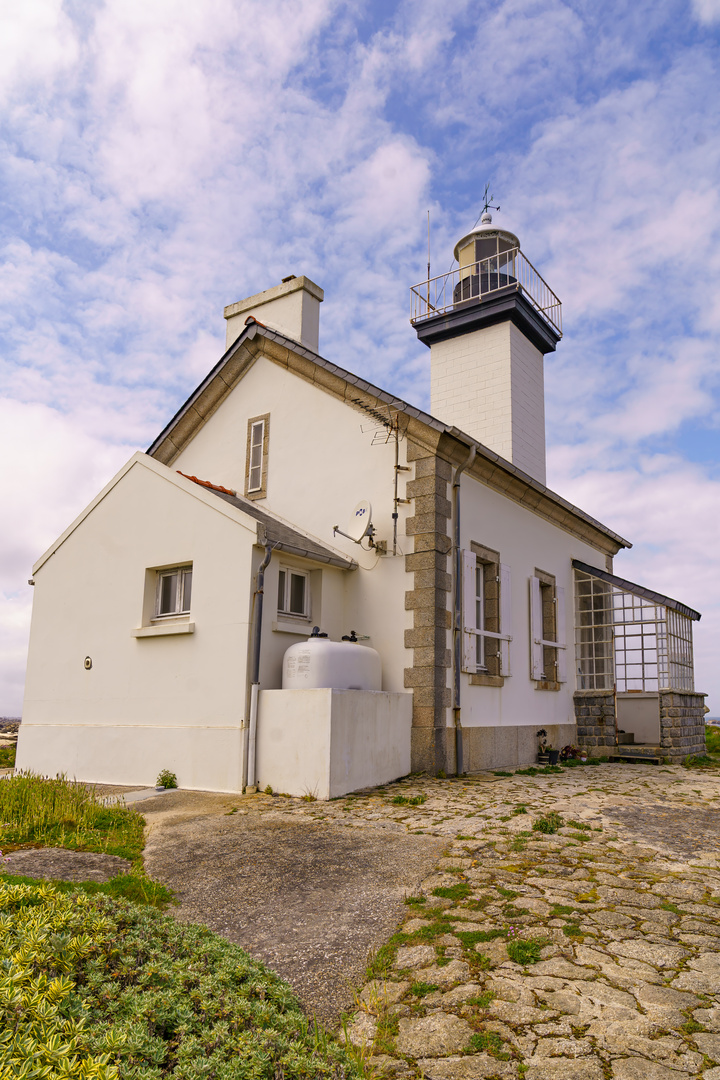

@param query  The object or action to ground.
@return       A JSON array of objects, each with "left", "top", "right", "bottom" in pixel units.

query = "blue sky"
[{"left": 1, "top": 0, "right": 719, "bottom": 714}]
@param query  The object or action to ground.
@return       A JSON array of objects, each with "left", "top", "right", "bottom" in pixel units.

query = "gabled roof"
[
  {"left": 177, "top": 471, "right": 357, "bottom": 569},
  {"left": 33, "top": 454, "right": 356, "bottom": 574},
  {"left": 147, "top": 319, "right": 632, "bottom": 555},
  {"left": 572, "top": 560, "right": 701, "bottom": 621}
]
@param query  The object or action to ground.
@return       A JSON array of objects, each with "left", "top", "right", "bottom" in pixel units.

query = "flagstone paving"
[{"left": 244, "top": 761, "right": 720, "bottom": 1079}]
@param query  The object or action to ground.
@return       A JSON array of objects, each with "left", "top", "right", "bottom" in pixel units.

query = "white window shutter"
[
  {"left": 500, "top": 562, "right": 512, "bottom": 677},
  {"left": 530, "top": 576, "right": 544, "bottom": 680},
  {"left": 461, "top": 549, "right": 477, "bottom": 673},
  {"left": 556, "top": 584, "right": 567, "bottom": 682}
]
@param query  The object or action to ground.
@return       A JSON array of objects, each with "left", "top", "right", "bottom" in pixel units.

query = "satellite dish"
[
  {"left": 333, "top": 500, "right": 373, "bottom": 545},
  {"left": 346, "top": 500, "right": 372, "bottom": 542}
]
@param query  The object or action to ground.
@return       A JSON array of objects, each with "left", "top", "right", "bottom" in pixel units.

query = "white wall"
[
  {"left": 459, "top": 471, "right": 608, "bottom": 730},
  {"left": 172, "top": 355, "right": 414, "bottom": 692},
  {"left": 257, "top": 688, "right": 412, "bottom": 799},
  {"left": 18, "top": 458, "right": 258, "bottom": 792},
  {"left": 430, "top": 321, "right": 546, "bottom": 485}
]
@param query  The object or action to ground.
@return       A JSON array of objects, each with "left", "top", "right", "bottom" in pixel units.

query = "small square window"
[
  {"left": 277, "top": 567, "right": 309, "bottom": 618},
  {"left": 155, "top": 566, "right": 193, "bottom": 618}
]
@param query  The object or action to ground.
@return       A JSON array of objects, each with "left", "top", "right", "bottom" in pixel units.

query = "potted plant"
[
  {"left": 537, "top": 729, "right": 549, "bottom": 763},
  {"left": 547, "top": 747, "right": 559, "bottom": 765}
]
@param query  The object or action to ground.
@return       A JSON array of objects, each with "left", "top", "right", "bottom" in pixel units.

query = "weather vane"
[{"left": 482, "top": 182, "right": 500, "bottom": 215}]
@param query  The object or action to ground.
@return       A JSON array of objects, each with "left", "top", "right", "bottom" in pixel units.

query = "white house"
[{"left": 17, "top": 216, "right": 706, "bottom": 796}]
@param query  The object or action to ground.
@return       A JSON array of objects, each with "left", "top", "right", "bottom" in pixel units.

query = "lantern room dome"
[{"left": 453, "top": 212, "right": 520, "bottom": 265}]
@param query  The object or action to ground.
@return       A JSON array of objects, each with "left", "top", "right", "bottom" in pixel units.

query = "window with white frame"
[
  {"left": 155, "top": 566, "right": 193, "bottom": 619},
  {"left": 461, "top": 547, "right": 512, "bottom": 678},
  {"left": 277, "top": 566, "right": 309, "bottom": 619},
  {"left": 530, "top": 571, "right": 566, "bottom": 684},
  {"left": 245, "top": 413, "right": 269, "bottom": 498}
]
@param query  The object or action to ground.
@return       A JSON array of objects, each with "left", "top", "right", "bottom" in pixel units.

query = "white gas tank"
[{"left": 282, "top": 635, "right": 381, "bottom": 691}]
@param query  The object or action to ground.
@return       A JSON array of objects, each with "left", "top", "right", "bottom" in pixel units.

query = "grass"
[
  {"left": 0, "top": 772, "right": 172, "bottom": 908},
  {"left": 410, "top": 981, "right": 439, "bottom": 997},
  {"left": 391, "top": 794, "right": 426, "bottom": 806},
  {"left": 0, "top": 879, "right": 364, "bottom": 1080},
  {"left": 705, "top": 726, "right": 720, "bottom": 754},
  {"left": 0, "top": 743, "right": 16, "bottom": 769},
  {"left": 432, "top": 882, "right": 472, "bottom": 901},
  {"left": 532, "top": 811, "right": 564, "bottom": 834},
  {"left": 467, "top": 1031, "right": 510, "bottom": 1058},
  {"left": 0, "top": 772, "right": 145, "bottom": 860},
  {"left": 506, "top": 938, "right": 545, "bottom": 965}
]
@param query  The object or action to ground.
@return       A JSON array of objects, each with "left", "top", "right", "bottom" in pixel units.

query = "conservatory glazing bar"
[{"left": 573, "top": 566, "right": 697, "bottom": 693}]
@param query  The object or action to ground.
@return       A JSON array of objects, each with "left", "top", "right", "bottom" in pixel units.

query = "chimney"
[
  {"left": 411, "top": 214, "right": 562, "bottom": 486},
  {"left": 224, "top": 275, "right": 324, "bottom": 353}
]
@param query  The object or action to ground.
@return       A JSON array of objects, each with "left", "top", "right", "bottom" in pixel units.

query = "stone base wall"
[
  {"left": 574, "top": 690, "right": 617, "bottom": 750},
  {"left": 415, "top": 724, "right": 578, "bottom": 775},
  {"left": 659, "top": 691, "right": 707, "bottom": 763}
]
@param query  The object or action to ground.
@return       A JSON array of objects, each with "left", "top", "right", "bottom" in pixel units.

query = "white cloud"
[{"left": 692, "top": 0, "right": 720, "bottom": 23}]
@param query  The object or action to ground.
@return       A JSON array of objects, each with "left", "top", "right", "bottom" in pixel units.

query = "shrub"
[
  {"left": 156, "top": 769, "right": 178, "bottom": 789},
  {"left": 0, "top": 879, "right": 362, "bottom": 1079}
]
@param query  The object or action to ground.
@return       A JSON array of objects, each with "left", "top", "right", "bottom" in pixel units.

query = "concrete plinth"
[{"left": 256, "top": 689, "right": 413, "bottom": 799}]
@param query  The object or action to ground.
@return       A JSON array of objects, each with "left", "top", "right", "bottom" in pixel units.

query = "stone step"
[{"left": 610, "top": 745, "right": 664, "bottom": 765}]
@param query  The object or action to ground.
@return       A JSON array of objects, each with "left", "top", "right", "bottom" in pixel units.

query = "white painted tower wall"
[{"left": 429, "top": 320, "right": 547, "bottom": 485}]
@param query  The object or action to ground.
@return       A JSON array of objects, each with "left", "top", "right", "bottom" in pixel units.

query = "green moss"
[{"left": 409, "top": 981, "right": 439, "bottom": 998}]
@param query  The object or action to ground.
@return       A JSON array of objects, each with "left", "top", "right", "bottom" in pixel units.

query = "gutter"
[
  {"left": 452, "top": 443, "right": 477, "bottom": 777},
  {"left": 245, "top": 542, "right": 274, "bottom": 793}
]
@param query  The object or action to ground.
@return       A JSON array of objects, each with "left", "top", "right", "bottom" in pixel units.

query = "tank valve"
[
  {"left": 310, "top": 626, "right": 328, "bottom": 638},
  {"left": 341, "top": 630, "right": 358, "bottom": 642}
]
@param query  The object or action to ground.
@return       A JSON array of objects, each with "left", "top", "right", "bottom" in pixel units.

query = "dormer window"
[{"left": 245, "top": 414, "right": 270, "bottom": 499}]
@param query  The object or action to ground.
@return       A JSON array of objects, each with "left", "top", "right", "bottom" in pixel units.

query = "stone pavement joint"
[{"left": 246, "top": 762, "right": 720, "bottom": 1079}]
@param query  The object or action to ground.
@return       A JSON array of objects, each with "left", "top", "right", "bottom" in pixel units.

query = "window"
[
  {"left": 155, "top": 566, "right": 192, "bottom": 619},
  {"left": 461, "top": 547, "right": 512, "bottom": 680},
  {"left": 245, "top": 413, "right": 270, "bottom": 499},
  {"left": 277, "top": 567, "right": 309, "bottom": 618},
  {"left": 530, "top": 571, "right": 566, "bottom": 684}
]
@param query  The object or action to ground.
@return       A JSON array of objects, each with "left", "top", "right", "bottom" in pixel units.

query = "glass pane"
[
  {"left": 159, "top": 573, "right": 178, "bottom": 614},
  {"left": 289, "top": 573, "right": 306, "bottom": 615},
  {"left": 277, "top": 570, "right": 286, "bottom": 611},
  {"left": 181, "top": 570, "right": 192, "bottom": 612},
  {"left": 248, "top": 464, "right": 262, "bottom": 491}
]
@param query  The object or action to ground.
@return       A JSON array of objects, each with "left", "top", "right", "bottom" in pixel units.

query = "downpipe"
[
  {"left": 452, "top": 444, "right": 476, "bottom": 777},
  {"left": 245, "top": 542, "right": 274, "bottom": 793}
]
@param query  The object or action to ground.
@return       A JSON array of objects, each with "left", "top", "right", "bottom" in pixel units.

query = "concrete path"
[{"left": 140, "top": 790, "right": 445, "bottom": 1024}]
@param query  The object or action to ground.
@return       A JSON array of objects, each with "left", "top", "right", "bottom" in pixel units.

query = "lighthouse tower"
[{"left": 411, "top": 213, "right": 562, "bottom": 486}]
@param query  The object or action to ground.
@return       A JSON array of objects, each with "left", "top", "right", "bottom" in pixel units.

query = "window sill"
[
  {"left": 132, "top": 622, "right": 195, "bottom": 638},
  {"left": 469, "top": 673, "right": 505, "bottom": 687},
  {"left": 272, "top": 620, "right": 314, "bottom": 635},
  {"left": 535, "top": 680, "right": 562, "bottom": 692}
]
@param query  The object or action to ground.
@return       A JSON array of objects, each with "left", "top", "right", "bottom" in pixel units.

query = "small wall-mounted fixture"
[
  {"left": 84, "top": 656, "right": 93, "bottom": 670},
  {"left": 28, "top": 578, "right": 35, "bottom": 586}
]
